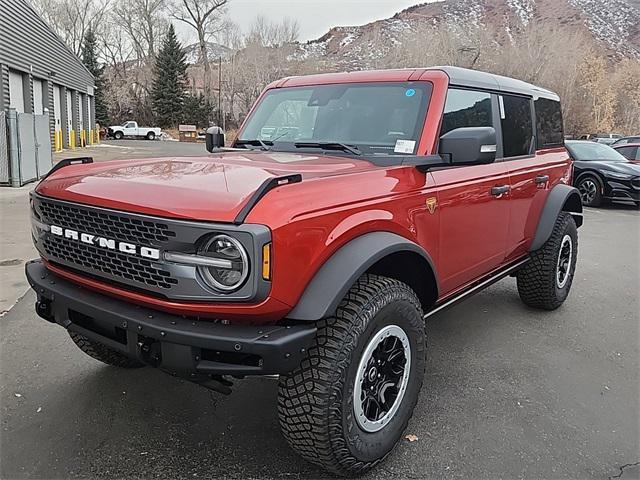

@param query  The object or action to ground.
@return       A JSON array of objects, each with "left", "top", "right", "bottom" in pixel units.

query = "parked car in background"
[
  {"left": 593, "top": 137, "right": 620, "bottom": 145},
  {"left": 107, "top": 121, "right": 161, "bottom": 140},
  {"left": 613, "top": 143, "right": 640, "bottom": 163},
  {"left": 611, "top": 136, "right": 640, "bottom": 146},
  {"left": 566, "top": 140, "right": 640, "bottom": 207}
]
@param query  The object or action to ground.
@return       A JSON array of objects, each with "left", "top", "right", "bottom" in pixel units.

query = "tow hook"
[
  {"left": 137, "top": 336, "right": 161, "bottom": 366},
  {"left": 35, "top": 299, "right": 54, "bottom": 323}
]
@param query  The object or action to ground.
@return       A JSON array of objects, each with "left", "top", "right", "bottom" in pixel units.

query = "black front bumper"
[{"left": 26, "top": 260, "right": 316, "bottom": 376}]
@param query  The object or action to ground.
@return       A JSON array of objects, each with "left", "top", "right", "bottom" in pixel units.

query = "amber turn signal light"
[{"left": 262, "top": 243, "right": 272, "bottom": 280}]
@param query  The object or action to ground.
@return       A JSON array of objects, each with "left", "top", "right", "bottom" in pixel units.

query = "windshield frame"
[{"left": 235, "top": 81, "right": 433, "bottom": 158}]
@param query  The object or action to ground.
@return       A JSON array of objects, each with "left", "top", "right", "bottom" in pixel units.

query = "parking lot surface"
[{"left": 1, "top": 204, "right": 639, "bottom": 479}]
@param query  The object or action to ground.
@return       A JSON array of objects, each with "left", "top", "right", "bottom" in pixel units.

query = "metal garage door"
[
  {"left": 53, "top": 84, "right": 62, "bottom": 151},
  {"left": 33, "top": 79, "right": 44, "bottom": 115},
  {"left": 9, "top": 71, "right": 25, "bottom": 113},
  {"left": 78, "top": 93, "right": 85, "bottom": 146},
  {"left": 66, "top": 90, "right": 73, "bottom": 147}
]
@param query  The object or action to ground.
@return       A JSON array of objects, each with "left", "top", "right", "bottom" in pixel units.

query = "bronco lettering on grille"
[{"left": 50, "top": 225, "right": 160, "bottom": 260}]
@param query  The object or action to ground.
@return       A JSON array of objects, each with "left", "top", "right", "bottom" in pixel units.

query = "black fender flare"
[
  {"left": 530, "top": 184, "right": 583, "bottom": 252},
  {"left": 286, "top": 232, "right": 438, "bottom": 321}
]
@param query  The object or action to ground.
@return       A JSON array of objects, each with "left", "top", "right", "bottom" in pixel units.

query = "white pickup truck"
[{"left": 107, "top": 121, "right": 161, "bottom": 140}]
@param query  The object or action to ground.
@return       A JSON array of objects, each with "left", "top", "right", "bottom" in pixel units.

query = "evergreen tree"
[
  {"left": 183, "top": 92, "right": 216, "bottom": 128},
  {"left": 152, "top": 25, "right": 188, "bottom": 128},
  {"left": 81, "top": 27, "right": 108, "bottom": 126}
]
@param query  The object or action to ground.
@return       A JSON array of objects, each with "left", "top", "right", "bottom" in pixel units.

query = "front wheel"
[
  {"left": 517, "top": 212, "right": 578, "bottom": 310},
  {"left": 113, "top": 131, "right": 124, "bottom": 140},
  {"left": 277, "top": 274, "right": 426, "bottom": 476},
  {"left": 577, "top": 175, "right": 603, "bottom": 207}
]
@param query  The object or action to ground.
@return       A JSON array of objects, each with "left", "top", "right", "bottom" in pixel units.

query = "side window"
[
  {"left": 635, "top": 148, "right": 640, "bottom": 161},
  {"left": 617, "top": 146, "right": 635, "bottom": 160},
  {"left": 500, "top": 95, "right": 533, "bottom": 157},
  {"left": 535, "top": 98, "right": 564, "bottom": 148},
  {"left": 440, "top": 89, "right": 492, "bottom": 136}
]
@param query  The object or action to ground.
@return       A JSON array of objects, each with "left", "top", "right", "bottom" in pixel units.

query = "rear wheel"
[
  {"left": 69, "top": 331, "right": 144, "bottom": 368},
  {"left": 517, "top": 212, "right": 578, "bottom": 310},
  {"left": 577, "top": 175, "right": 603, "bottom": 207},
  {"left": 146, "top": 131, "right": 156, "bottom": 140},
  {"left": 277, "top": 274, "right": 425, "bottom": 476}
]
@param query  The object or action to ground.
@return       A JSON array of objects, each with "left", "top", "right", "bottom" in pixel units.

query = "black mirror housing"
[
  {"left": 206, "top": 126, "right": 225, "bottom": 152},
  {"left": 439, "top": 127, "right": 497, "bottom": 165}
]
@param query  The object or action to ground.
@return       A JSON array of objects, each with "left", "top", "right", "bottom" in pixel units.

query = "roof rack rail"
[
  {"left": 40, "top": 157, "right": 93, "bottom": 181},
  {"left": 234, "top": 174, "right": 302, "bottom": 224}
]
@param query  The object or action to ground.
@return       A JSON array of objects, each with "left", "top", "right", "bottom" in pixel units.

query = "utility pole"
[{"left": 218, "top": 56, "right": 223, "bottom": 130}]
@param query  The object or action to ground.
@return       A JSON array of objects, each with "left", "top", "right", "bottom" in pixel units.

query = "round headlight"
[{"left": 197, "top": 234, "right": 249, "bottom": 292}]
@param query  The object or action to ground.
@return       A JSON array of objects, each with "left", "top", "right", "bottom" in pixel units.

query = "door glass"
[
  {"left": 501, "top": 95, "right": 533, "bottom": 157},
  {"left": 440, "top": 89, "right": 492, "bottom": 136}
]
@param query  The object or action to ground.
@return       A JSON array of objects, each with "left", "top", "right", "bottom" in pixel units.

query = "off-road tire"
[
  {"left": 277, "top": 274, "right": 426, "bottom": 476},
  {"left": 113, "top": 131, "right": 124, "bottom": 140},
  {"left": 577, "top": 175, "right": 603, "bottom": 207},
  {"left": 69, "top": 331, "right": 144, "bottom": 368},
  {"left": 517, "top": 212, "right": 578, "bottom": 310},
  {"left": 146, "top": 131, "right": 156, "bottom": 140}
]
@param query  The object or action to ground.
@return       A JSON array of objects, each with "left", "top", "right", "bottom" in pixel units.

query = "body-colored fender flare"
[
  {"left": 287, "top": 232, "right": 438, "bottom": 321},
  {"left": 530, "top": 184, "right": 583, "bottom": 252}
]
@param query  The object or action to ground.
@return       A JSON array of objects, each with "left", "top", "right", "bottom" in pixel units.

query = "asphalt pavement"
[{"left": 1, "top": 206, "right": 639, "bottom": 479}]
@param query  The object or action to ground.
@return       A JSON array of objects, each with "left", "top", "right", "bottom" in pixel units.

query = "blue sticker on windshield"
[{"left": 405, "top": 88, "right": 416, "bottom": 97}]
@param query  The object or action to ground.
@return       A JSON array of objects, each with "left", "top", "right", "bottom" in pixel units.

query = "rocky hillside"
[{"left": 297, "top": 0, "right": 640, "bottom": 66}]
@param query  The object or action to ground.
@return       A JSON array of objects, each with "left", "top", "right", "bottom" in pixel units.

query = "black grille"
[
  {"left": 43, "top": 236, "right": 178, "bottom": 290},
  {"left": 38, "top": 200, "right": 176, "bottom": 245},
  {"left": 632, "top": 178, "right": 640, "bottom": 190}
]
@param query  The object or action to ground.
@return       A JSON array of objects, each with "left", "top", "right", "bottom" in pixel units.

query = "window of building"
[
  {"left": 535, "top": 98, "right": 564, "bottom": 148},
  {"left": 440, "top": 89, "right": 492, "bottom": 136},
  {"left": 500, "top": 94, "right": 533, "bottom": 157}
]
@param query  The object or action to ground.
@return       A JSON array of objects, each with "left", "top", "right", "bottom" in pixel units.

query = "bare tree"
[
  {"left": 112, "top": 0, "right": 168, "bottom": 59},
  {"left": 171, "top": 0, "right": 227, "bottom": 101},
  {"left": 30, "top": 0, "right": 112, "bottom": 55}
]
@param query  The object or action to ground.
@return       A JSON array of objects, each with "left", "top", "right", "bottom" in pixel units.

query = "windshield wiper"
[
  {"left": 294, "top": 142, "right": 362, "bottom": 156},
  {"left": 235, "top": 139, "right": 272, "bottom": 151}
]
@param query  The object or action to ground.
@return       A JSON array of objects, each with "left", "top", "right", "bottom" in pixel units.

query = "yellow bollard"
[
  {"left": 70, "top": 129, "right": 76, "bottom": 149},
  {"left": 89, "top": 129, "right": 93, "bottom": 145},
  {"left": 54, "top": 130, "right": 63, "bottom": 152}
]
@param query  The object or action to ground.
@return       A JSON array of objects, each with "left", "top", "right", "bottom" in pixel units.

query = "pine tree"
[
  {"left": 152, "top": 25, "right": 188, "bottom": 128},
  {"left": 81, "top": 27, "right": 108, "bottom": 126}
]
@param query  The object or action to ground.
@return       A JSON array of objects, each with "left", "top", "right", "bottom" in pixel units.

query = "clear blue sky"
[{"left": 225, "top": 0, "right": 426, "bottom": 41}]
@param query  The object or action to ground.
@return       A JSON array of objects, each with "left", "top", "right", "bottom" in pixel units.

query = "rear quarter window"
[
  {"left": 535, "top": 98, "right": 564, "bottom": 149},
  {"left": 500, "top": 94, "right": 533, "bottom": 157}
]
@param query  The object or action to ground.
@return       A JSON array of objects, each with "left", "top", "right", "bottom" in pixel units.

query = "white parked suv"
[{"left": 107, "top": 121, "right": 161, "bottom": 140}]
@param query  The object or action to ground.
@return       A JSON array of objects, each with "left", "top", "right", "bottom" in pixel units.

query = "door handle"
[
  {"left": 535, "top": 175, "right": 549, "bottom": 184},
  {"left": 491, "top": 185, "right": 510, "bottom": 196}
]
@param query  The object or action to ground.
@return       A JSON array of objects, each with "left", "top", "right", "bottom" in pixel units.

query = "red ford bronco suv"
[{"left": 26, "top": 67, "right": 582, "bottom": 476}]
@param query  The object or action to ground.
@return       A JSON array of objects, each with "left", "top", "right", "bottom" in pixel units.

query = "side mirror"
[
  {"left": 206, "top": 126, "right": 225, "bottom": 152},
  {"left": 439, "top": 127, "right": 497, "bottom": 165}
]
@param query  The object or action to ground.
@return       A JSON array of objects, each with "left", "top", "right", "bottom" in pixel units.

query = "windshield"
[
  {"left": 237, "top": 82, "right": 432, "bottom": 156},
  {"left": 566, "top": 141, "right": 628, "bottom": 162}
]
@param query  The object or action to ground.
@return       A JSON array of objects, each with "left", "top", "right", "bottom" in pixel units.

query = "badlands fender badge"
[
  {"left": 49, "top": 225, "right": 160, "bottom": 260},
  {"left": 426, "top": 197, "right": 438, "bottom": 214}
]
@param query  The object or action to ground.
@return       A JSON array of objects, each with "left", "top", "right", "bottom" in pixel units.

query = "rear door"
[
  {"left": 431, "top": 88, "right": 512, "bottom": 295},
  {"left": 503, "top": 96, "right": 570, "bottom": 261}
]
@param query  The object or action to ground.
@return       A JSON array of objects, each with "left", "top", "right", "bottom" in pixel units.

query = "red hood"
[{"left": 35, "top": 152, "right": 379, "bottom": 222}]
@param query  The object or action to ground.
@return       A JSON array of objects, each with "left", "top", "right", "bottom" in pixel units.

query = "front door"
[{"left": 432, "top": 88, "right": 511, "bottom": 296}]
